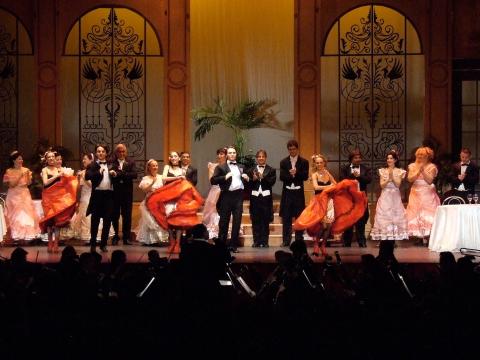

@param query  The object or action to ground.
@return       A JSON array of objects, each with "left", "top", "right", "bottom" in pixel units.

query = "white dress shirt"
[
  {"left": 118, "top": 159, "right": 125, "bottom": 171},
  {"left": 228, "top": 161, "right": 243, "bottom": 191},
  {"left": 252, "top": 165, "right": 271, "bottom": 197},
  {"left": 96, "top": 161, "right": 112, "bottom": 190}
]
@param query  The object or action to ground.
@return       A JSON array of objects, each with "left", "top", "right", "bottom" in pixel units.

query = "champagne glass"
[
  {"left": 474, "top": 193, "right": 479, "bottom": 204},
  {"left": 467, "top": 193, "right": 473, "bottom": 204}
]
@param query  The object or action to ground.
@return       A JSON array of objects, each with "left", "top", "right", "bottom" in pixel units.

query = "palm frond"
[
  {"left": 192, "top": 98, "right": 228, "bottom": 141},
  {"left": 192, "top": 97, "right": 280, "bottom": 154}
]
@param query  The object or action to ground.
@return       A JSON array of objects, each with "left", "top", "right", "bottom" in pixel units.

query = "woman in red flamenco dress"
[
  {"left": 294, "top": 179, "right": 367, "bottom": 258},
  {"left": 40, "top": 151, "right": 78, "bottom": 253},
  {"left": 146, "top": 178, "right": 204, "bottom": 253}
]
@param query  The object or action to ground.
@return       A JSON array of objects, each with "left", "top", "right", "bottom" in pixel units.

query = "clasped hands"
[{"left": 225, "top": 172, "right": 249, "bottom": 181}]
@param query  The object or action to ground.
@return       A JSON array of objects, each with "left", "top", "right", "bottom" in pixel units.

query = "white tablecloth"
[{"left": 429, "top": 204, "right": 480, "bottom": 252}]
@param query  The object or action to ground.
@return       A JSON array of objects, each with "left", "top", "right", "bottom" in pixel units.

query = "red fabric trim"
[
  {"left": 293, "top": 179, "right": 367, "bottom": 235},
  {"left": 40, "top": 175, "right": 78, "bottom": 231},
  {"left": 146, "top": 179, "right": 204, "bottom": 230}
]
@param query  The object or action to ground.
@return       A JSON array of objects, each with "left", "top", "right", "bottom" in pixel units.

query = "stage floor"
[{"left": 0, "top": 240, "right": 451, "bottom": 264}]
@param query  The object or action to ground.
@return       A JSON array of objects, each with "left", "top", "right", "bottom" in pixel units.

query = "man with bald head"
[{"left": 111, "top": 143, "right": 137, "bottom": 245}]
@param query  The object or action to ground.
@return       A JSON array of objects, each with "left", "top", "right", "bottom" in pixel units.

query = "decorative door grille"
[
  {"left": 64, "top": 7, "right": 163, "bottom": 173},
  {"left": 0, "top": 9, "right": 33, "bottom": 168},
  {"left": 321, "top": 5, "right": 424, "bottom": 199}
]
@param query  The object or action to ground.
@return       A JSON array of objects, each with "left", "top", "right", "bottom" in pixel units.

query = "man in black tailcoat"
[
  {"left": 339, "top": 149, "right": 371, "bottom": 247},
  {"left": 110, "top": 144, "right": 137, "bottom": 245},
  {"left": 247, "top": 149, "right": 277, "bottom": 248},
  {"left": 448, "top": 147, "right": 479, "bottom": 194},
  {"left": 86, "top": 144, "right": 115, "bottom": 253},
  {"left": 279, "top": 140, "right": 309, "bottom": 246},
  {"left": 180, "top": 151, "right": 198, "bottom": 186},
  {"left": 211, "top": 146, "right": 249, "bottom": 253}
]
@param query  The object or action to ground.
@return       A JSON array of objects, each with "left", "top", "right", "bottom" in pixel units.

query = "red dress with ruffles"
[
  {"left": 40, "top": 175, "right": 79, "bottom": 232},
  {"left": 293, "top": 179, "right": 367, "bottom": 236},
  {"left": 146, "top": 178, "right": 204, "bottom": 230}
]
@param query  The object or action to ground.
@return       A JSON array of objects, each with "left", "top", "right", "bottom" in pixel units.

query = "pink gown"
[
  {"left": 371, "top": 168, "right": 408, "bottom": 240},
  {"left": 406, "top": 163, "right": 441, "bottom": 237},
  {"left": 202, "top": 162, "right": 221, "bottom": 239},
  {"left": 3, "top": 169, "right": 41, "bottom": 241}
]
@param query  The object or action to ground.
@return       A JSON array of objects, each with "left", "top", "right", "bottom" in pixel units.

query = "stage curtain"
[
  {"left": 190, "top": 0, "right": 294, "bottom": 195},
  {"left": 190, "top": 0, "right": 293, "bottom": 111}
]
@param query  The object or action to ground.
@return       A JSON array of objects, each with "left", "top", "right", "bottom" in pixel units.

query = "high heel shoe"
[
  {"left": 52, "top": 239, "right": 59, "bottom": 253},
  {"left": 167, "top": 238, "right": 176, "bottom": 253},
  {"left": 173, "top": 239, "right": 180, "bottom": 254},
  {"left": 320, "top": 240, "right": 328, "bottom": 257},
  {"left": 47, "top": 240, "right": 53, "bottom": 253},
  {"left": 312, "top": 240, "right": 320, "bottom": 257}
]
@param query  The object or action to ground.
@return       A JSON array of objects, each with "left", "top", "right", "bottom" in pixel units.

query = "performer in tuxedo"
[
  {"left": 247, "top": 149, "right": 276, "bottom": 248},
  {"left": 110, "top": 144, "right": 137, "bottom": 245},
  {"left": 180, "top": 151, "right": 198, "bottom": 186},
  {"left": 279, "top": 140, "right": 309, "bottom": 246},
  {"left": 211, "top": 146, "right": 249, "bottom": 252},
  {"left": 86, "top": 144, "right": 114, "bottom": 253},
  {"left": 448, "top": 147, "right": 479, "bottom": 194},
  {"left": 339, "top": 149, "right": 371, "bottom": 247}
]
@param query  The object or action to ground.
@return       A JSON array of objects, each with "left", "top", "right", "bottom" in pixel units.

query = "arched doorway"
[
  {"left": 320, "top": 4, "right": 424, "bottom": 198},
  {"left": 0, "top": 7, "right": 34, "bottom": 167},
  {"left": 62, "top": 6, "right": 164, "bottom": 183}
]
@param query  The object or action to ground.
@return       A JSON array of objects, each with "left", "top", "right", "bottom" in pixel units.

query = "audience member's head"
[
  {"left": 290, "top": 240, "right": 307, "bottom": 258},
  {"left": 439, "top": 251, "right": 456, "bottom": 274},
  {"left": 111, "top": 250, "right": 127, "bottom": 269},
  {"left": 185, "top": 223, "right": 209, "bottom": 241},
  {"left": 10, "top": 247, "right": 28, "bottom": 266},
  {"left": 60, "top": 245, "right": 78, "bottom": 264}
]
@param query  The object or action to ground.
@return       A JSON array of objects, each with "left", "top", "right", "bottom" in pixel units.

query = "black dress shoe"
[
  {"left": 252, "top": 243, "right": 260, "bottom": 248},
  {"left": 359, "top": 243, "right": 367, "bottom": 248},
  {"left": 111, "top": 236, "right": 120, "bottom": 245},
  {"left": 100, "top": 246, "right": 108, "bottom": 253},
  {"left": 260, "top": 244, "right": 269, "bottom": 248},
  {"left": 123, "top": 239, "right": 133, "bottom": 245},
  {"left": 281, "top": 242, "right": 290, "bottom": 247},
  {"left": 228, "top": 247, "right": 239, "bottom": 253}
]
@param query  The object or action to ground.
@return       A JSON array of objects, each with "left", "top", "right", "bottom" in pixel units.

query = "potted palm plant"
[{"left": 193, "top": 98, "right": 278, "bottom": 168}]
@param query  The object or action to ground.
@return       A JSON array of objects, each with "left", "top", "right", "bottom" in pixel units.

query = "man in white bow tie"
[
  {"left": 247, "top": 149, "right": 276, "bottom": 248},
  {"left": 211, "top": 146, "right": 249, "bottom": 252},
  {"left": 449, "top": 147, "right": 479, "bottom": 194}
]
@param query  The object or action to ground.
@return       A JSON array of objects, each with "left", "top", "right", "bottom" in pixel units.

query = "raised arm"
[
  {"left": 210, "top": 165, "right": 228, "bottom": 185},
  {"left": 422, "top": 164, "right": 437, "bottom": 185},
  {"left": 407, "top": 164, "right": 421, "bottom": 183},
  {"left": 139, "top": 176, "right": 155, "bottom": 193},
  {"left": 41, "top": 167, "right": 62, "bottom": 187}
]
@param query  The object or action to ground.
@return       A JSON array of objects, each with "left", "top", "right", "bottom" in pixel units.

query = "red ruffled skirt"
[
  {"left": 146, "top": 179, "right": 204, "bottom": 230},
  {"left": 293, "top": 179, "right": 367, "bottom": 236},
  {"left": 40, "top": 176, "right": 78, "bottom": 232}
]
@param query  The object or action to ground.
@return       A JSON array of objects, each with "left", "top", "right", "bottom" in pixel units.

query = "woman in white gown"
[
  {"left": 136, "top": 159, "right": 169, "bottom": 245},
  {"left": 370, "top": 150, "right": 408, "bottom": 241},
  {"left": 202, "top": 148, "right": 226, "bottom": 239}
]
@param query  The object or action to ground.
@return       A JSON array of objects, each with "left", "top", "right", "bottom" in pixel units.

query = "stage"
[{"left": 0, "top": 239, "right": 453, "bottom": 264}]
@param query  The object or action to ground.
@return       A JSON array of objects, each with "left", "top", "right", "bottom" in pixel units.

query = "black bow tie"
[
  {"left": 258, "top": 165, "right": 265, "bottom": 168},
  {"left": 461, "top": 163, "right": 468, "bottom": 166},
  {"left": 229, "top": 162, "right": 237, "bottom": 166},
  {"left": 352, "top": 165, "right": 360, "bottom": 169},
  {"left": 99, "top": 161, "right": 107, "bottom": 165}
]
